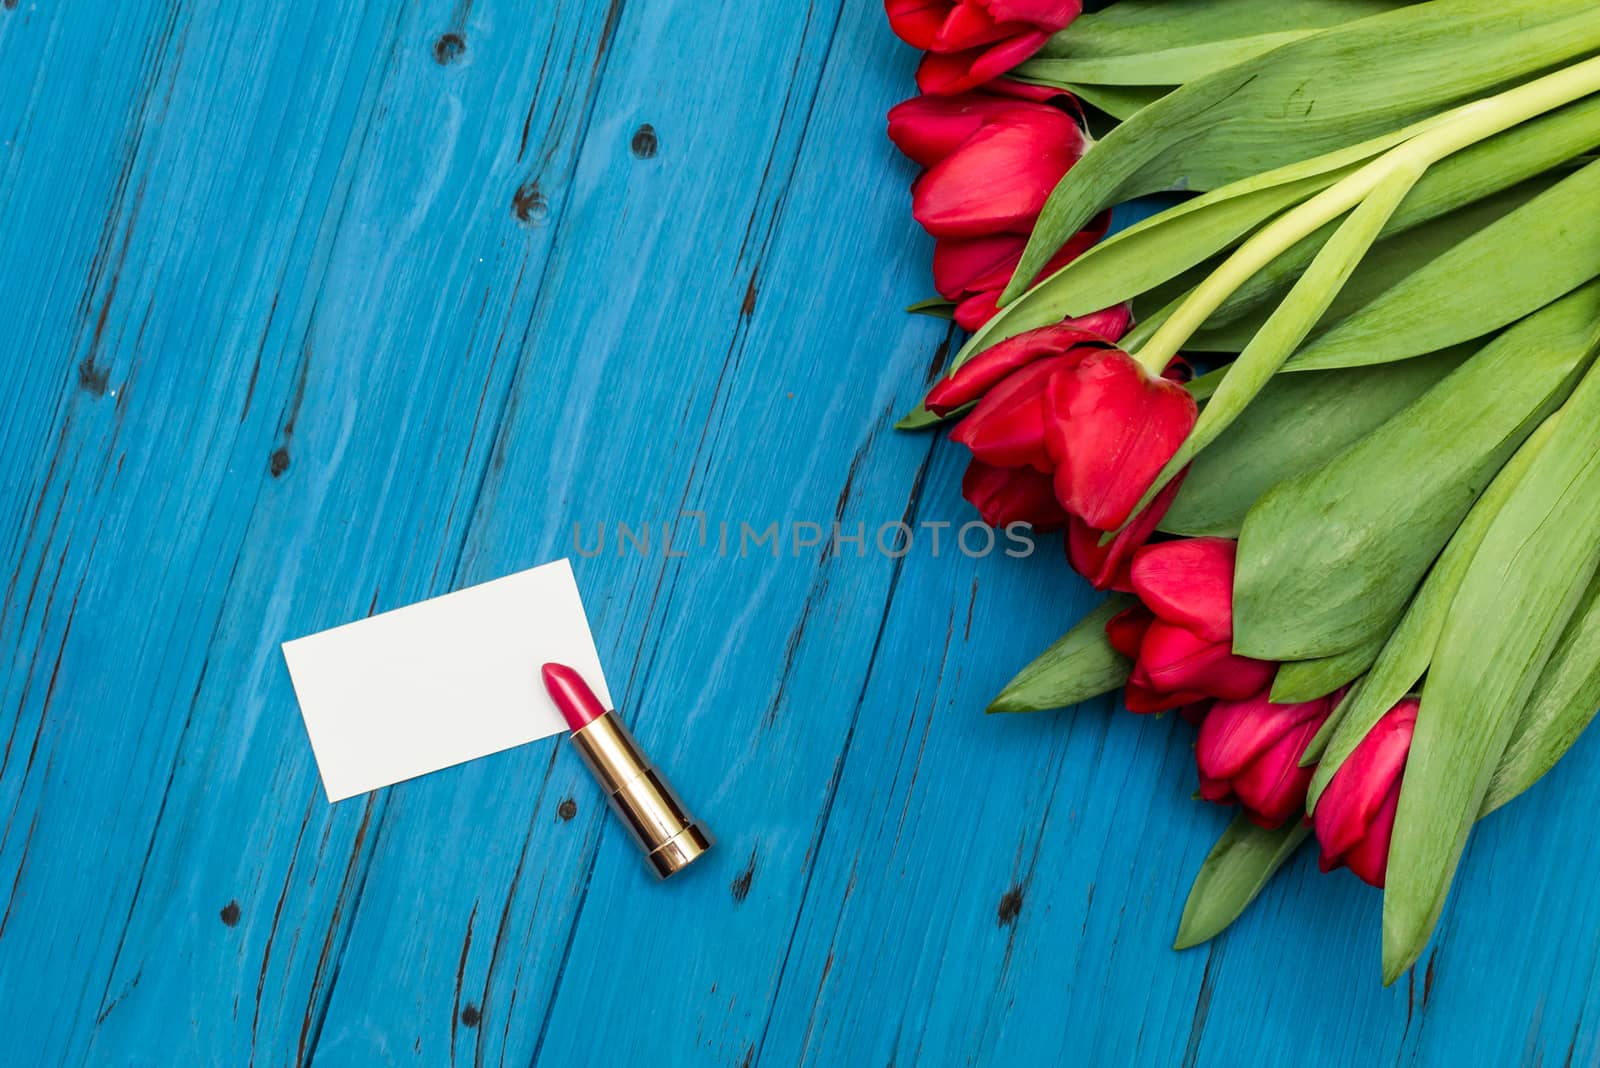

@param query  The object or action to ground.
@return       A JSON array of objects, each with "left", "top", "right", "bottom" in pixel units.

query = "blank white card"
[{"left": 282, "top": 559, "right": 612, "bottom": 801}]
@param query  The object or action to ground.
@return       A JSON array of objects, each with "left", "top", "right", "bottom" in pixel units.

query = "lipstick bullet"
[{"left": 541, "top": 662, "right": 713, "bottom": 878}]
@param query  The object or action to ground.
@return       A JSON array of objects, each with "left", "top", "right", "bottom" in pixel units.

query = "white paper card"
[{"left": 282, "top": 558, "right": 611, "bottom": 802}]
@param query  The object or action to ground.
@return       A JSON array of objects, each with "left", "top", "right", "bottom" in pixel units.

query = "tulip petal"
[
  {"left": 1130, "top": 537, "right": 1239, "bottom": 644},
  {"left": 916, "top": 49, "right": 995, "bottom": 97},
  {"left": 925, "top": 324, "right": 1104, "bottom": 414},
  {"left": 934, "top": 1, "right": 1012, "bottom": 51},
  {"left": 946, "top": 223, "right": 1114, "bottom": 331},
  {"left": 887, "top": 92, "right": 1055, "bottom": 167},
  {"left": 985, "top": 78, "right": 1074, "bottom": 105},
  {"left": 961, "top": 461, "right": 1069, "bottom": 530},
  {"left": 1341, "top": 782, "right": 1400, "bottom": 888},
  {"left": 1124, "top": 673, "right": 1209, "bottom": 715},
  {"left": 1105, "top": 605, "right": 1153, "bottom": 659},
  {"left": 1231, "top": 713, "right": 1326, "bottom": 828},
  {"left": 986, "top": 0, "right": 1080, "bottom": 28},
  {"left": 967, "top": 30, "right": 1055, "bottom": 86},
  {"left": 885, "top": 0, "right": 952, "bottom": 50},
  {"left": 951, "top": 356, "right": 1065, "bottom": 471},
  {"left": 1125, "top": 662, "right": 1212, "bottom": 714},
  {"left": 954, "top": 293, "right": 1005, "bottom": 333},
  {"left": 1045, "top": 349, "right": 1199, "bottom": 531},
  {"left": 1196, "top": 690, "right": 1301, "bottom": 781},
  {"left": 1139, "top": 620, "right": 1276, "bottom": 702},
  {"left": 932, "top": 234, "right": 1028, "bottom": 300},
  {"left": 1313, "top": 699, "right": 1418, "bottom": 859},
  {"left": 912, "top": 114, "right": 1085, "bottom": 237},
  {"left": 1066, "top": 469, "right": 1185, "bottom": 592}
]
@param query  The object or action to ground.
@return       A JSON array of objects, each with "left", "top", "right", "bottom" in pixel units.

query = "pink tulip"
[
  {"left": 1313, "top": 699, "right": 1419, "bottom": 888},
  {"left": 886, "top": 0, "right": 1084, "bottom": 95},
  {"left": 1109, "top": 539, "right": 1277, "bottom": 713},
  {"left": 1196, "top": 684, "right": 1340, "bottom": 829}
]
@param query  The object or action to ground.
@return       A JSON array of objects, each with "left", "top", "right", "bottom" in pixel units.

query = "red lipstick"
[
  {"left": 541, "top": 662, "right": 607, "bottom": 729},
  {"left": 540, "top": 661, "right": 712, "bottom": 878}
]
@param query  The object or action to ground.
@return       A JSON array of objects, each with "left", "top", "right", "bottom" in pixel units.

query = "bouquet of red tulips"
[{"left": 883, "top": 0, "right": 1600, "bottom": 982}]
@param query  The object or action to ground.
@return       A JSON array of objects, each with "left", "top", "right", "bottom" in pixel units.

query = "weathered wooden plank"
[
  {"left": 1, "top": 0, "right": 630, "bottom": 1062},
  {"left": 7, "top": 0, "right": 1600, "bottom": 1065},
  {"left": 307, "top": 1, "right": 947, "bottom": 1064},
  {"left": 1, "top": 3, "right": 426, "bottom": 1061}
]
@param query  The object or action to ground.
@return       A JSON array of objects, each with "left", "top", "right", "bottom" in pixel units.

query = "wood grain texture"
[{"left": 3, "top": 1, "right": 1600, "bottom": 1065}]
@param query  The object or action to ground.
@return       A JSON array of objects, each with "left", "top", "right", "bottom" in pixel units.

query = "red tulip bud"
[
  {"left": 1064, "top": 471, "right": 1185, "bottom": 592},
  {"left": 961, "top": 462, "right": 1069, "bottom": 530},
  {"left": 886, "top": 1, "right": 1084, "bottom": 95},
  {"left": 923, "top": 323, "right": 1107, "bottom": 416},
  {"left": 934, "top": 218, "right": 1110, "bottom": 331},
  {"left": 888, "top": 84, "right": 1085, "bottom": 241},
  {"left": 1112, "top": 539, "right": 1277, "bottom": 712},
  {"left": 887, "top": 86, "right": 1067, "bottom": 167},
  {"left": 1043, "top": 349, "right": 1198, "bottom": 531},
  {"left": 1195, "top": 684, "right": 1339, "bottom": 829},
  {"left": 912, "top": 115, "right": 1086, "bottom": 238},
  {"left": 1313, "top": 699, "right": 1419, "bottom": 888}
]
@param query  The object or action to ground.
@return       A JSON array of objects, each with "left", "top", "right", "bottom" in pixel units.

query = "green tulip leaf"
[
  {"left": 1234, "top": 283, "right": 1600, "bottom": 662},
  {"left": 1174, "top": 813, "right": 1311, "bottom": 950},
  {"left": 1161, "top": 349, "right": 1468, "bottom": 538},
  {"left": 943, "top": 79, "right": 1600, "bottom": 391},
  {"left": 1304, "top": 414, "right": 1557, "bottom": 808},
  {"left": 1483, "top": 573, "right": 1600, "bottom": 816},
  {"left": 1033, "top": 83, "right": 1171, "bottom": 122},
  {"left": 947, "top": 166, "right": 1357, "bottom": 377},
  {"left": 1271, "top": 640, "right": 1382, "bottom": 705},
  {"left": 906, "top": 297, "right": 954, "bottom": 318},
  {"left": 1301, "top": 681, "right": 1359, "bottom": 767},
  {"left": 1205, "top": 94, "right": 1600, "bottom": 333},
  {"left": 987, "top": 596, "right": 1135, "bottom": 714},
  {"left": 953, "top": 122, "right": 1445, "bottom": 374},
  {"left": 1005, "top": 1, "right": 1600, "bottom": 302},
  {"left": 1036, "top": 0, "right": 1412, "bottom": 61},
  {"left": 1385, "top": 328, "right": 1600, "bottom": 984},
  {"left": 1131, "top": 161, "right": 1424, "bottom": 526},
  {"left": 1289, "top": 159, "right": 1600, "bottom": 371},
  {"left": 1021, "top": 31, "right": 1314, "bottom": 88},
  {"left": 1191, "top": 172, "right": 1567, "bottom": 352}
]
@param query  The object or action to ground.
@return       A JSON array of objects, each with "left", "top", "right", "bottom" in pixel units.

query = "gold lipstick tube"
[{"left": 568, "top": 711, "right": 712, "bottom": 878}]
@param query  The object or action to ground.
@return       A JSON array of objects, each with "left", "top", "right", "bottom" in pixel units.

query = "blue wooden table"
[{"left": 5, "top": 2, "right": 1600, "bottom": 1064}]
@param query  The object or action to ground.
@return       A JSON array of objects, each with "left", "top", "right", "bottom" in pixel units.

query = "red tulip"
[
  {"left": 924, "top": 321, "right": 1116, "bottom": 417},
  {"left": 1313, "top": 699, "right": 1419, "bottom": 888},
  {"left": 886, "top": 0, "right": 1084, "bottom": 95},
  {"left": 1064, "top": 473, "right": 1184, "bottom": 593},
  {"left": 1042, "top": 348, "right": 1198, "bottom": 531},
  {"left": 887, "top": 81, "right": 1065, "bottom": 165},
  {"left": 962, "top": 462, "right": 1069, "bottom": 529},
  {"left": 888, "top": 87, "right": 1086, "bottom": 239},
  {"left": 933, "top": 214, "right": 1109, "bottom": 330},
  {"left": 1195, "top": 684, "right": 1340, "bottom": 829},
  {"left": 922, "top": 319, "right": 1201, "bottom": 580},
  {"left": 1111, "top": 538, "right": 1277, "bottom": 713},
  {"left": 929, "top": 322, "right": 1114, "bottom": 532},
  {"left": 950, "top": 354, "right": 1061, "bottom": 472}
]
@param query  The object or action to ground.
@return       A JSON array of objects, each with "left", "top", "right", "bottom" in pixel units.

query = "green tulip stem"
[{"left": 1130, "top": 53, "right": 1600, "bottom": 376}]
